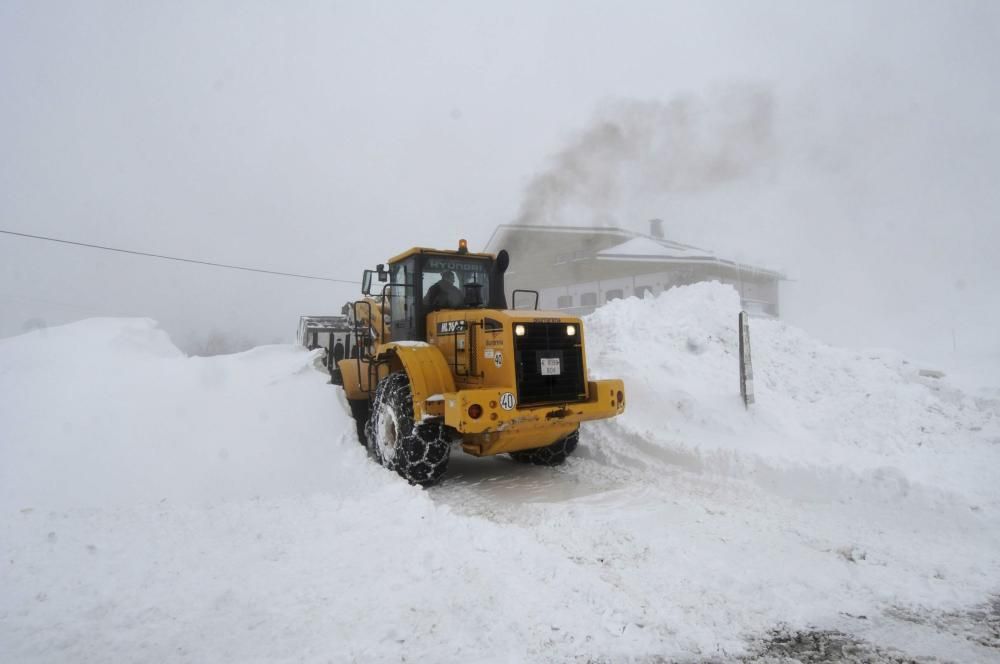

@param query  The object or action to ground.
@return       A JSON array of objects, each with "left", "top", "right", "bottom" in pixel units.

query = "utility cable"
[{"left": 0, "top": 229, "right": 359, "bottom": 284}]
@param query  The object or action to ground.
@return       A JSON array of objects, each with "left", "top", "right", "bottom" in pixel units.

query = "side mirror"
[
  {"left": 377, "top": 264, "right": 388, "bottom": 282},
  {"left": 361, "top": 270, "right": 374, "bottom": 295}
]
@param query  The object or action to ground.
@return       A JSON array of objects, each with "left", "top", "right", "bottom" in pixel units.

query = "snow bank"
[
  {"left": 586, "top": 282, "right": 1000, "bottom": 505},
  {"left": 7, "top": 292, "right": 994, "bottom": 512},
  {"left": 0, "top": 317, "right": 762, "bottom": 661},
  {"left": 2, "top": 302, "right": 999, "bottom": 662},
  {"left": 0, "top": 318, "right": 371, "bottom": 510}
]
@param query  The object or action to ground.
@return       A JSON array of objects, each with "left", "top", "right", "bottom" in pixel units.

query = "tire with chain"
[
  {"left": 365, "top": 371, "right": 451, "bottom": 486},
  {"left": 509, "top": 428, "right": 579, "bottom": 466}
]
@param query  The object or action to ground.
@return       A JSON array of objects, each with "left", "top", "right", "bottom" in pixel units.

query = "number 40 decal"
[{"left": 499, "top": 392, "right": 516, "bottom": 410}]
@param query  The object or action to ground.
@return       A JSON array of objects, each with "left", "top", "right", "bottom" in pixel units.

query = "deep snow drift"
[
  {"left": 0, "top": 318, "right": 349, "bottom": 509},
  {"left": 586, "top": 283, "right": 1000, "bottom": 506},
  {"left": 2, "top": 285, "right": 999, "bottom": 662}
]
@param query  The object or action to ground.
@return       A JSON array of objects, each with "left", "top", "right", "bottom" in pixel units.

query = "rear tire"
[
  {"left": 509, "top": 429, "right": 579, "bottom": 466},
  {"left": 366, "top": 372, "right": 451, "bottom": 486}
]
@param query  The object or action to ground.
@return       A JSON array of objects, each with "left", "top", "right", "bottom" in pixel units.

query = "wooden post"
[{"left": 739, "top": 311, "right": 755, "bottom": 409}]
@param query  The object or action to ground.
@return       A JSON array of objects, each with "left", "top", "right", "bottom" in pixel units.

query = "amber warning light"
[{"left": 458, "top": 239, "right": 468, "bottom": 254}]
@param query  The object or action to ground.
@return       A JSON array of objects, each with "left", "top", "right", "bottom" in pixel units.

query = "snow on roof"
[
  {"left": 485, "top": 222, "right": 784, "bottom": 277},
  {"left": 595, "top": 237, "right": 715, "bottom": 260}
]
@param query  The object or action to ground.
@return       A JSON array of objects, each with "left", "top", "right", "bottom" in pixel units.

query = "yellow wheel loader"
[{"left": 336, "top": 240, "right": 625, "bottom": 486}]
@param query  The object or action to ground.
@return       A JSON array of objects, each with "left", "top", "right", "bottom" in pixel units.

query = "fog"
[{"left": 2, "top": 1, "right": 998, "bottom": 366}]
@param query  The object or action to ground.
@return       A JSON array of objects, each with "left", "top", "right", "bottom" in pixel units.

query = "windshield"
[{"left": 421, "top": 255, "right": 490, "bottom": 309}]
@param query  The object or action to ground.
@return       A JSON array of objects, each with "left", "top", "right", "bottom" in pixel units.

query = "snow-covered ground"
[{"left": 2, "top": 284, "right": 999, "bottom": 662}]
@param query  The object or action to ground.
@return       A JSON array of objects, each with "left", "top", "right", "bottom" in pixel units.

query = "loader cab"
[{"left": 384, "top": 247, "right": 504, "bottom": 342}]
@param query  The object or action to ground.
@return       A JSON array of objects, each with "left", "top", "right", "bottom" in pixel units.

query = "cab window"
[
  {"left": 389, "top": 261, "right": 414, "bottom": 330},
  {"left": 421, "top": 256, "right": 490, "bottom": 309}
]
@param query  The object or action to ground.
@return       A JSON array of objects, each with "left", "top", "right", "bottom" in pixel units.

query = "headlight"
[
  {"left": 515, "top": 324, "right": 526, "bottom": 336},
  {"left": 566, "top": 324, "right": 576, "bottom": 336}
]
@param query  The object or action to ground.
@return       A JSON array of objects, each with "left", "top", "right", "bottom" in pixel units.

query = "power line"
[{"left": 0, "top": 229, "right": 360, "bottom": 285}]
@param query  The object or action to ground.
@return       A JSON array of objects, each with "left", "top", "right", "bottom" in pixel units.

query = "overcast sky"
[{"left": 1, "top": 1, "right": 998, "bottom": 360}]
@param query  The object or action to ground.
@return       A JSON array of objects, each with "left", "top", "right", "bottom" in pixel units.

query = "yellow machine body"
[{"left": 337, "top": 245, "right": 625, "bottom": 457}]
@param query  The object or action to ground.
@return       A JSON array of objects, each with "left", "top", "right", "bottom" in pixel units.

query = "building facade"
[{"left": 484, "top": 221, "right": 782, "bottom": 317}]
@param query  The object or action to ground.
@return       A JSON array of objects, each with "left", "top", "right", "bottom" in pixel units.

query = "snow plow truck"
[{"left": 335, "top": 240, "right": 625, "bottom": 486}]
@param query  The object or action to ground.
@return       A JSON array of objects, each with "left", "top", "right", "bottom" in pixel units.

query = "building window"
[
  {"left": 556, "top": 295, "right": 573, "bottom": 308},
  {"left": 580, "top": 292, "right": 597, "bottom": 307},
  {"left": 605, "top": 289, "right": 623, "bottom": 302}
]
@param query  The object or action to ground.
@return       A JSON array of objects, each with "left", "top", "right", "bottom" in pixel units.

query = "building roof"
[
  {"left": 595, "top": 237, "right": 714, "bottom": 261},
  {"left": 484, "top": 223, "right": 783, "bottom": 279}
]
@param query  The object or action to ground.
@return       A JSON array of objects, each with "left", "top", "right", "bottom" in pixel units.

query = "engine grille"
[{"left": 513, "top": 322, "right": 587, "bottom": 406}]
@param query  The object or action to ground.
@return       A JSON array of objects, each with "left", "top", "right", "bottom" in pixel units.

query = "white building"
[{"left": 484, "top": 221, "right": 783, "bottom": 316}]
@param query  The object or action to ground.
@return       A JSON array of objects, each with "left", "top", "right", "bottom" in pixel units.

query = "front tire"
[
  {"left": 509, "top": 429, "right": 579, "bottom": 466},
  {"left": 365, "top": 372, "right": 451, "bottom": 486}
]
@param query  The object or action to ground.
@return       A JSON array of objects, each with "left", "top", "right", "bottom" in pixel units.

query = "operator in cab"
[{"left": 423, "top": 269, "right": 464, "bottom": 310}]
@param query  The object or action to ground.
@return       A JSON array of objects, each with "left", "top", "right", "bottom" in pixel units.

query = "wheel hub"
[{"left": 377, "top": 404, "right": 398, "bottom": 460}]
